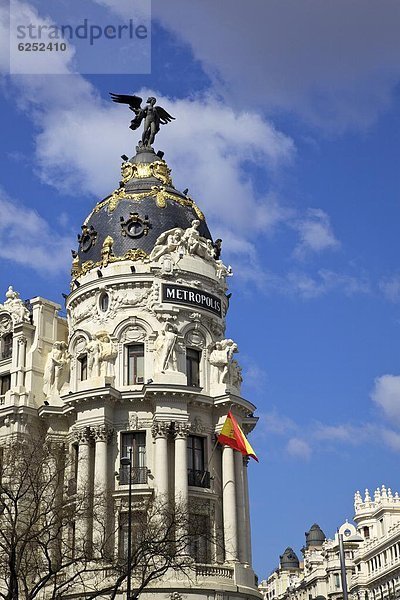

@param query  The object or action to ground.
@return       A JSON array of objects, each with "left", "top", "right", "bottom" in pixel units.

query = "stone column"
[
  {"left": 222, "top": 446, "right": 238, "bottom": 561},
  {"left": 174, "top": 422, "right": 190, "bottom": 507},
  {"left": 94, "top": 425, "right": 113, "bottom": 496},
  {"left": 152, "top": 420, "right": 170, "bottom": 500},
  {"left": 93, "top": 425, "right": 113, "bottom": 555},
  {"left": 242, "top": 457, "right": 252, "bottom": 566},
  {"left": 44, "top": 438, "right": 65, "bottom": 566},
  {"left": 74, "top": 427, "right": 93, "bottom": 551},
  {"left": 234, "top": 450, "right": 248, "bottom": 564},
  {"left": 17, "top": 337, "right": 27, "bottom": 387}
]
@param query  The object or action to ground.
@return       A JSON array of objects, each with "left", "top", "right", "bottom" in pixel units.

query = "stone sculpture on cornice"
[
  {"left": 149, "top": 220, "right": 215, "bottom": 263},
  {"left": 0, "top": 287, "right": 30, "bottom": 325},
  {"left": 209, "top": 338, "right": 238, "bottom": 384},
  {"left": 43, "top": 341, "right": 70, "bottom": 398},
  {"left": 155, "top": 322, "right": 178, "bottom": 372},
  {"left": 87, "top": 332, "right": 117, "bottom": 377}
]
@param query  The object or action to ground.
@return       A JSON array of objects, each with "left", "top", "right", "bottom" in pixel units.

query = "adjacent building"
[{"left": 260, "top": 487, "right": 400, "bottom": 600}]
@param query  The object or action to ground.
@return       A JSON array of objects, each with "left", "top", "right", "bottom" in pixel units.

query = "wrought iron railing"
[
  {"left": 119, "top": 465, "right": 148, "bottom": 485},
  {"left": 187, "top": 469, "right": 210, "bottom": 488}
]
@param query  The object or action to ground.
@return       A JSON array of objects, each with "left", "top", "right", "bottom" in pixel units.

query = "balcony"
[
  {"left": 195, "top": 563, "right": 234, "bottom": 579},
  {"left": 188, "top": 469, "right": 210, "bottom": 488},
  {"left": 119, "top": 466, "right": 148, "bottom": 485}
]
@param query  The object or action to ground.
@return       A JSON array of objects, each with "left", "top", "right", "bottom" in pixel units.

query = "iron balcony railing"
[
  {"left": 187, "top": 468, "right": 210, "bottom": 488},
  {"left": 119, "top": 465, "right": 148, "bottom": 485}
]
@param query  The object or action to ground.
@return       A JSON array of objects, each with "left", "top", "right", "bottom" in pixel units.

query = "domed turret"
[
  {"left": 305, "top": 523, "right": 326, "bottom": 547},
  {"left": 72, "top": 146, "right": 212, "bottom": 277},
  {"left": 280, "top": 547, "right": 300, "bottom": 569}
]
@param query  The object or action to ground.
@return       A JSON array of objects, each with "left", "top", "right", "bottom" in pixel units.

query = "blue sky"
[{"left": 2, "top": 0, "right": 400, "bottom": 579}]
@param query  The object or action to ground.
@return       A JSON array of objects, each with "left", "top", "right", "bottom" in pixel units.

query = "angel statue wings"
[{"left": 110, "top": 93, "right": 175, "bottom": 147}]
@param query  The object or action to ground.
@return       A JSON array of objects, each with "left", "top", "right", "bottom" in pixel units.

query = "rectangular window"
[
  {"left": 189, "top": 513, "right": 210, "bottom": 563},
  {"left": 380, "top": 518, "right": 385, "bottom": 536},
  {"left": 2, "top": 334, "right": 13, "bottom": 359},
  {"left": 79, "top": 355, "right": 88, "bottom": 381},
  {"left": 187, "top": 435, "right": 210, "bottom": 488},
  {"left": 125, "top": 344, "right": 144, "bottom": 385},
  {"left": 118, "top": 511, "right": 146, "bottom": 560},
  {"left": 0, "top": 373, "right": 11, "bottom": 396},
  {"left": 188, "top": 435, "right": 205, "bottom": 471},
  {"left": 334, "top": 574, "right": 340, "bottom": 589},
  {"left": 120, "top": 431, "right": 147, "bottom": 485},
  {"left": 186, "top": 348, "right": 200, "bottom": 387}
]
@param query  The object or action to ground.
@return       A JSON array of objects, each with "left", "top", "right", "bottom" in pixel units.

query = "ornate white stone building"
[
  {"left": 259, "top": 487, "right": 400, "bottom": 600},
  {"left": 0, "top": 143, "right": 259, "bottom": 599}
]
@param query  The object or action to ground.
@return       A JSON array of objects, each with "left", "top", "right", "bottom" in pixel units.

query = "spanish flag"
[{"left": 218, "top": 411, "right": 258, "bottom": 462}]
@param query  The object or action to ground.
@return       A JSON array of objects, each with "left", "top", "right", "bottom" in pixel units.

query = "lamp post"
[
  {"left": 338, "top": 530, "right": 363, "bottom": 600},
  {"left": 121, "top": 447, "right": 133, "bottom": 600}
]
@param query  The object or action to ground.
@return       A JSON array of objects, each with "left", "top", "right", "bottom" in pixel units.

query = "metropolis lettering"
[{"left": 162, "top": 284, "right": 222, "bottom": 317}]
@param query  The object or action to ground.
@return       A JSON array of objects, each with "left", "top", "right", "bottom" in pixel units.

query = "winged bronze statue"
[{"left": 110, "top": 93, "right": 175, "bottom": 147}]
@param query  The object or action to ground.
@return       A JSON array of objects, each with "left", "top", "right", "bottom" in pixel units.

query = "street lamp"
[
  {"left": 338, "top": 530, "right": 363, "bottom": 600},
  {"left": 120, "top": 447, "right": 133, "bottom": 600}
]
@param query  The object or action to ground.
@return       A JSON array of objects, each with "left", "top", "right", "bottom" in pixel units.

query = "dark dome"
[
  {"left": 75, "top": 147, "right": 212, "bottom": 269},
  {"left": 280, "top": 547, "right": 300, "bottom": 569},
  {"left": 305, "top": 523, "right": 326, "bottom": 547}
]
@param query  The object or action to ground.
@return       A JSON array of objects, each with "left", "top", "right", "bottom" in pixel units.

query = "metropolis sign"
[{"left": 162, "top": 284, "right": 222, "bottom": 317}]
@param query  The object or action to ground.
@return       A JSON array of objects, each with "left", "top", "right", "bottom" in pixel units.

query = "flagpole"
[{"left": 201, "top": 437, "right": 220, "bottom": 485}]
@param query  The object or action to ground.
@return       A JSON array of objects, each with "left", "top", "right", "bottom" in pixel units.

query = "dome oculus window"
[
  {"left": 120, "top": 213, "right": 151, "bottom": 238},
  {"left": 78, "top": 225, "right": 97, "bottom": 252}
]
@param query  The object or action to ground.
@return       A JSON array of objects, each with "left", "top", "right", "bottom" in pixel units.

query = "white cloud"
[
  {"left": 314, "top": 423, "right": 373, "bottom": 445},
  {"left": 241, "top": 361, "right": 268, "bottom": 393},
  {"left": 2, "top": 2, "right": 379, "bottom": 299},
  {"left": 260, "top": 410, "right": 297, "bottom": 436},
  {"left": 381, "top": 428, "right": 400, "bottom": 452},
  {"left": 379, "top": 274, "right": 400, "bottom": 302},
  {"left": 152, "top": 0, "right": 400, "bottom": 132},
  {"left": 0, "top": 188, "right": 72, "bottom": 274},
  {"left": 286, "top": 437, "right": 312, "bottom": 461},
  {"left": 292, "top": 209, "right": 340, "bottom": 259},
  {"left": 0, "top": 1, "right": 9, "bottom": 73},
  {"left": 371, "top": 375, "right": 400, "bottom": 425},
  {"left": 272, "top": 269, "right": 370, "bottom": 299}
]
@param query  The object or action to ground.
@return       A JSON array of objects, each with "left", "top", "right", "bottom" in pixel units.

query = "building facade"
[
  {"left": 0, "top": 142, "right": 259, "bottom": 599},
  {"left": 259, "top": 488, "right": 400, "bottom": 600}
]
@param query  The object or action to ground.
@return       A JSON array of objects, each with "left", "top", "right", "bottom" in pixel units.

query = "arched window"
[
  {"left": 99, "top": 292, "right": 109, "bottom": 312},
  {"left": 2, "top": 333, "right": 13, "bottom": 359}
]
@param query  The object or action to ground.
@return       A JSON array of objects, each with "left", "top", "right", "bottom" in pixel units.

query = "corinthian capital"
[
  {"left": 93, "top": 424, "right": 114, "bottom": 443},
  {"left": 151, "top": 420, "right": 170, "bottom": 439},
  {"left": 72, "top": 426, "right": 93, "bottom": 445},
  {"left": 174, "top": 422, "right": 191, "bottom": 439}
]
